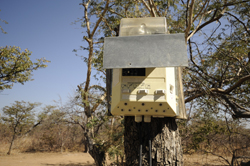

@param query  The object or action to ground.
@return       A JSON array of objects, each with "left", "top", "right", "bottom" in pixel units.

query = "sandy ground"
[
  {"left": 183, "top": 154, "right": 231, "bottom": 166},
  {"left": 0, "top": 152, "right": 232, "bottom": 166},
  {"left": 0, "top": 152, "right": 95, "bottom": 166}
]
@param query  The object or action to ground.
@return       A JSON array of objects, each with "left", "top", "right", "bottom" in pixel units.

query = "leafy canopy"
[
  {"left": 0, "top": 46, "right": 50, "bottom": 90},
  {"left": 1, "top": 101, "right": 40, "bottom": 135}
]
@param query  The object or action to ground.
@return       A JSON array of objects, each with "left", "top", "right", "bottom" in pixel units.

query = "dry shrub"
[
  {"left": 179, "top": 115, "right": 250, "bottom": 165},
  {"left": 0, "top": 123, "right": 86, "bottom": 154},
  {"left": 0, "top": 140, "right": 10, "bottom": 155},
  {"left": 22, "top": 124, "right": 86, "bottom": 153}
]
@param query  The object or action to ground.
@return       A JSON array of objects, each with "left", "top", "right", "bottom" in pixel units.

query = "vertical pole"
[
  {"left": 139, "top": 122, "right": 142, "bottom": 166},
  {"left": 149, "top": 123, "right": 152, "bottom": 166}
]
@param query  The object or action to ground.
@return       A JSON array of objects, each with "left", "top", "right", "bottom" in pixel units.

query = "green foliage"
[
  {"left": 0, "top": 9, "right": 8, "bottom": 34},
  {"left": 186, "top": 114, "right": 226, "bottom": 152},
  {"left": 0, "top": 46, "right": 50, "bottom": 90},
  {"left": 1, "top": 101, "right": 42, "bottom": 154},
  {"left": 95, "top": 117, "right": 125, "bottom": 164},
  {"left": 36, "top": 109, "right": 69, "bottom": 151},
  {"left": 1, "top": 101, "right": 40, "bottom": 135},
  {"left": 179, "top": 106, "right": 250, "bottom": 166},
  {"left": 0, "top": 103, "right": 86, "bottom": 153}
]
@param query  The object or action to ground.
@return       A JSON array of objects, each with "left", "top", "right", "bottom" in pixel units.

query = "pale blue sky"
[{"left": 0, "top": 0, "right": 91, "bottom": 109}]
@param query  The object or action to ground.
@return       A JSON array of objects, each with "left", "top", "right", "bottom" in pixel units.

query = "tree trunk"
[
  {"left": 88, "top": 144, "right": 105, "bottom": 166},
  {"left": 124, "top": 116, "right": 183, "bottom": 166},
  {"left": 83, "top": 139, "right": 88, "bottom": 153},
  {"left": 84, "top": 132, "right": 105, "bottom": 166},
  {"left": 7, "top": 132, "right": 16, "bottom": 155}
]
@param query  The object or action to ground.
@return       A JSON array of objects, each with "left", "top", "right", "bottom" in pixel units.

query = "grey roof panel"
[{"left": 103, "top": 33, "right": 188, "bottom": 69}]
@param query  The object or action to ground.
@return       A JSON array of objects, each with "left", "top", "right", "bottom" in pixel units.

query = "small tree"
[
  {"left": 39, "top": 108, "right": 69, "bottom": 152},
  {"left": 1, "top": 101, "right": 40, "bottom": 155}
]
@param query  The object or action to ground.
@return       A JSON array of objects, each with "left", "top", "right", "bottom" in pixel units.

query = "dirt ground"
[
  {"left": 183, "top": 154, "right": 231, "bottom": 166},
  {"left": 0, "top": 152, "right": 231, "bottom": 166},
  {"left": 0, "top": 152, "right": 95, "bottom": 166}
]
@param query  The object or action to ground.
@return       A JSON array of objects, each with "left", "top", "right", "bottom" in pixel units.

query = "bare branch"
[
  {"left": 88, "top": 85, "right": 106, "bottom": 93},
  {"left": 185, "top": 75, "right": 250, "bottom": 103},
  {"left": 187, "top": 0, "right": 249, "bottom": 39},
  {"left": 222, "top": 0, "right": 249, "bottom": 7},
  {"left": 225, "top": 12, "right": 250, "bottom": 36},
  {"left": 148, "top": 0, "right": 156, "bottom": 17},
  {"left": 108, "top": 8, "right": 125, "bottom": 18},
  {"left": 141, "top": 0, "right": 155, "bottom": 17},
  {"left": 102, "top": 17, "right": 115, "bottom": 37},
  {"left": 188, "top": 41, "right": 218, "bottom": 84},
  {"left": 192, "top": 0, "right": 209, "bottom": 23},
  {"left": 80, "top": 1, "right": 91, "bottom": 38},
  {"left": 185, "top": 0, "right": 195, "bottom": 41},
  {"left": 82, "top": 0, "right": 110, "bottom": 97},
  {"left": 224, "top": 75, "right": 250, "bottom": 94},
  {"left": 91, "top": 0, "right": 110, "bottom": 38},
  {"left": 221, "top": 95, "right": 250, "bottom": 119},
  {"left": 149, "top": 0, "right": 160, "bottom": 16},
  {"left": 91, "top": 93, "right": 107, "bottom": 113}
]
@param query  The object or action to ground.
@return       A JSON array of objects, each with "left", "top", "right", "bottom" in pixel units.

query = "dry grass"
[
  {"left": 1, "top": 138, "right": 249, "bottom": 165},
  {"left": 0, "top": 136, "right": 85, "bottom": 156},
  {"left": 0, "top": 137, "right": 32, "bottom": 155},
  {"left": 0, "top": 140, "right": 10, "bottom": 155},
  {"left": 0, "top": 151, "right": 234, "bottom": 166},
  {"left": 184, "top": 154, "right": 232, "bottom": 166},
  {"left": 0, "top": 152, "right": 95, "bottom": 166}
]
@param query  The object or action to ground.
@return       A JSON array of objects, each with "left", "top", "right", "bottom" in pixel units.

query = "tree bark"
[
  {"left": 7, "top": 132, "right": 16, "bottom": 155},
  {"left": 88, "top": 144, "right": 105, "bottom": 166},
  {"left": 124, "top": 116, "right": 183, "bottom": 166},
  {"left": 84, "top": 132, "right": 105, "bottom": 166}
]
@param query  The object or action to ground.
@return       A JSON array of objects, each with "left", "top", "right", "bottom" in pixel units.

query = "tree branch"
[
  {"left": 108, "top": 8, "right": 125, "bottom": 18},
  {"left": 221, "top": 95, "right": 250, "bottom": 119},
  {"left": 225, "top": 12, "right": 250, "bottom": 36},
  {"left": 81, "top": 1, "right": 91, "bottom": 38},
  {"left": 187, "top": 0, "right": 249, "bottom": 40},
  {"left": 192, "top": 0, "right": 209, "bottom": 23},
  {"left": 185, "top": 75, "right": 250, "bottom": 103},
  {"left": 91, "top": 94, "right": 106, "bottom": 113},
  {"left": 141, "top": 0, "right": 155, "bottom": 17},
  {"left": 185, "top": 0, "right": 195, "bottom": 41},
  {"left": 88, "top": 85, "right": 106, "bottom": 93},
  {"left": 149, "top": 0, "right": 160, "bottom": 16},
  {"left": 91, "top": 0, "right": 110, "bottom": 38}
]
